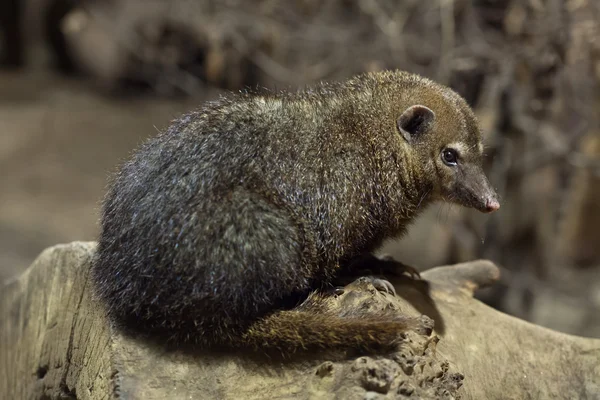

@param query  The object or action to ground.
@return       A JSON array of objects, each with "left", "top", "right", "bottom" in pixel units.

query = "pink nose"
[{"left": 485, "top": 199, "right": 500, "bottom": 213}]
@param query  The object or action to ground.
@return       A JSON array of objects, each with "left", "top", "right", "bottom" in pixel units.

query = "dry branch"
[{"left": 2, "top": 242, "right": 599, "bottom": 399}]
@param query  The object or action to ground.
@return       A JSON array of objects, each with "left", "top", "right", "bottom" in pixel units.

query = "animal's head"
[{"left": 381, "top": 71, "right": 500, "bottom": 213}]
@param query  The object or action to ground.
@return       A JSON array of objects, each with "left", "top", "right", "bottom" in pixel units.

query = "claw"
[
  {"left": 399, "top": 263, "right": 421, "bottom": 279},
  {"left": 367, "top": 277, "right": 397, "bottom": 296},
  {"left": 379, "top": 255, "right": 421, "bottom": 279}
]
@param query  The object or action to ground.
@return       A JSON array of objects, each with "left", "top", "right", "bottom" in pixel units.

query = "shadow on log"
[{"left": 1, "top": 242, "right": 599, "bottom": 399}]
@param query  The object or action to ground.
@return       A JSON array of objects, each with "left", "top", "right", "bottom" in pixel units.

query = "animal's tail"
[{"left": 241, "top": 307, "right": 428, "bottom": 354}]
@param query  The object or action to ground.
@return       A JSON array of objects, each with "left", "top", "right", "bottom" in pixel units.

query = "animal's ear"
[{"left": 397, "top": 105, "right": 435, "bottom": 143}]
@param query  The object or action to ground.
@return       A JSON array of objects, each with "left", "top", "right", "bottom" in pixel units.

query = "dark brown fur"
[{"left": 92, "top": 70, "right": 499, "bottom": 353}]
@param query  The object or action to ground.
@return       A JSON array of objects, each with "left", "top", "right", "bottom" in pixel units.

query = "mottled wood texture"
[{"left": 1, "top": 242, "right": 599, "bottom": 399}]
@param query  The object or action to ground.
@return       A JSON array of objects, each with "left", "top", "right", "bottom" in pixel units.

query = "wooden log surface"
[{"left": 1, "top": 242, "right": 599, "bottom": 399}]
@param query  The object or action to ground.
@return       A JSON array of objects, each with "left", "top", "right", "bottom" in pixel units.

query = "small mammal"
[{"left": 92, "top": 70, "right": 499, "bottom": 353}]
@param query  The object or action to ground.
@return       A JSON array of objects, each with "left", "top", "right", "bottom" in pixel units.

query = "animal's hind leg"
[{"left": 188, "top": 190, "right": 315, "bottom": 335}]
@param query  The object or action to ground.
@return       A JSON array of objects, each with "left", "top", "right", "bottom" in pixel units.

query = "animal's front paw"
[
  {"left": 357, "top": 275, "right": 396, "bottom": 296},
  {"left": 378, "top": 255, "right": 421, "bottom": 279},
  {"left": 345, "top": 254, "right": 421, "bottom": 280},
  {"left": 364, "top": 276, "right": 397, "bottom": 296}
]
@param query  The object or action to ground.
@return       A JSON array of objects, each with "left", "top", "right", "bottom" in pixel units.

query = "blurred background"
[{"left": 1, "top": 0, "right": 599, "bottom": 337}]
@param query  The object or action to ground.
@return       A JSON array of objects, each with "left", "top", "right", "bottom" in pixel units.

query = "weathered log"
[{"left": 1, "top": 242, "right": 599, "bottom": 399}]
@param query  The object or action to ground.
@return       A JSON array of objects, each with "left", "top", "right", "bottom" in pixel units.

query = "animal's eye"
[{"left": 442, "top": 149, "right": 458, "bottom": 166}]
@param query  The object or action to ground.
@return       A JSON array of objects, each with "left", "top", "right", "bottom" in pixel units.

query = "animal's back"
[{"left": 93, "top": 91, "right": 359, "bottom": 345}]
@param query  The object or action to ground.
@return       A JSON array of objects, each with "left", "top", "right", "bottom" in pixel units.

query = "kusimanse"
[{"left": 92, "top": 70, "right": 500, "bottom": 353}]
